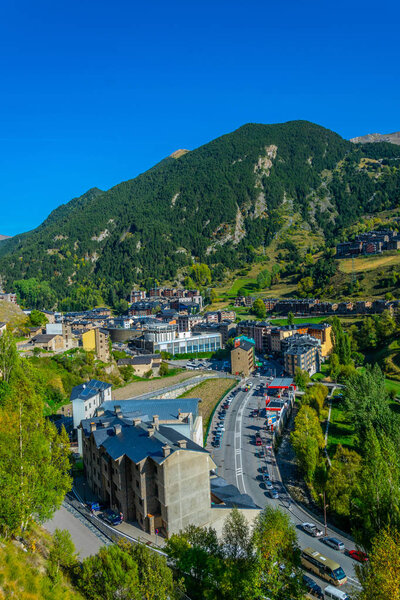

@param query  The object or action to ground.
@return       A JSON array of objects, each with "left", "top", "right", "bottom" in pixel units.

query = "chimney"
[
  {"left": 115, "top": 405, "right": 123, "bottom": 419},
  {"left": 97, "top": 408, "right": 104, "bottom": 417},
  {"left": 178, "top": 408, "right": 183, "bottom": 421},
  {"left": 148, "top": 426, "right": 155, "bottom": 437},
  {"left": 90, "top": 422, "right": 97, "bottom": 432},
  {"left": 153, "top": 415, "right": 159, "bottom": 430},
  {"left": 177, "top": 439, "right": 187, "bottom": 449},
  {"left": 162, "top": 445, "right": 171, "bottom": 457},
  {"left": 133, "top": 418, "right": 141, "bottom": 427},
  {"left": 114, "top": 423, "right": 122, "bottom": 435}
]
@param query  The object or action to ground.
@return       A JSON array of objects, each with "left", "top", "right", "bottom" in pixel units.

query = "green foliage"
[
  {"left": 0, "top": 329, "right": 18, "bottom": 383},
  {"left": 159, "top": 361, "right": 169, "bottom": 376},
  {"left": 325, "top": 445, "right": 361, "bottom": 518},
  {"left": 252, "top": 298, "right": 266, "bottom": 319},
  {"left": 47, "top": 529, "right": 78, "bottom": 581},
  {"left": 190, "top": 263, "right": 211, "bottom": 287},
  {"left": 14, "top": 278, "right": 57, "bottom": 309},
  {"left": 356, "top": 527, "right": 400, "bottom": 600},
  {"left": 291, "top": 404, "right": 325, "bottom": 482},
  {"left": 77, "top": 540, "right": 178, "bottom": 600},
  {"left": 294, "top": 367, "right": 310, "bottom": 391},
  {"left": 0, "top": 363, "right": 72, "bottom": 537},
  {"left": 29, "top": 310, "right": 49, "bottom": 326}
]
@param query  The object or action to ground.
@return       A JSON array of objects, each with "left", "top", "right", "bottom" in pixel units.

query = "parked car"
[
  {"left": 213, "top": 440, "right": 220, "bottom": 448},
  {"left": 262, "top": 473, "right": 270, "bottom": 481},
  {"left": 302, "top": 575, "right": 323, "bottom": 599},
  {"left": 255, "top": 435, "right": 262, "bottom": 446},
  {"left": 301, "top": 522, "right": 323, "bottom": 537},
  {"left": 265, "top": 480, "right": 273, "bottom": 490},
  {"left": 348, "top": 549, "right": 368, "bottom": 562},
  {"left": 322, "top": 536, "right": 345, "bottom": 552},
  {"left": 101, "top": 509, "right": 123, "bottom": 526},
  {"left": 269, "top": 489, "right": 279, "bottom": 499}
]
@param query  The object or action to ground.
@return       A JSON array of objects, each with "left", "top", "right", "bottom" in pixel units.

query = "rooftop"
[
  {"left": 268, "top": 377, "right": 294, "bottom": 388},
  {"left": 100, "top": 397, "right": 200, "bottom": 421},
  {"left": 70, "top": 379, "right": 112, "bottom": 402}
]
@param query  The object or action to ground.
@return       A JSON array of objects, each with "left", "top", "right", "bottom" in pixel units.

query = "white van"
[{"left": 324, "top": 585, "right": 350, "bottom": 600}]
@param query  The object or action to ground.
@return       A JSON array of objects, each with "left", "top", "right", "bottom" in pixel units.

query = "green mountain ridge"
[{"left": 0, "top": 120, "right": 400, "bottom": 309}]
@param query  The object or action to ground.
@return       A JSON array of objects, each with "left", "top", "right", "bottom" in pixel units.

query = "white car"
[{"left": 301, "top": 522, "right": 323, "bottom": 537}]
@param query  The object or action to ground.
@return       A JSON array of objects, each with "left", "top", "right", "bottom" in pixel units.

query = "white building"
[{"left": 71, "top": 379, "right": 112, "bottom": 453}]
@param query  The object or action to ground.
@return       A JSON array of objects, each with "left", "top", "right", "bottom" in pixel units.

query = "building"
[
  {"left": 131, "top": 322, "right": 222, "bottom": 356},
  {"left": 29, "top": 333, "right": 65, "bottom": 352},
  {"left": 283, "top": 334, "right": 322, "bottom": 377},
  {"left": 71, "top": 379, "right": 112, "bottom": 452},
  {"left": 99, "top": 397, "right": 203, "bottom": 446},
  {"left": 230, "top": 338, "right": 255, "bottom": 376},
  {"left": 305, "top": 323, "right": 332, "bottom": 357},
  {"left": 237, "top": 320, "right": 270, "bottom": 353},
  {"left": 130, "top": 289, "right": 147, "bottom": 303},
  {"left": 80, "top": 409, "right": 215, "bottom": 536},
  {"left": 117, "top": 355, "right": 162, "bottom": 377},
  {"left": 0, "top": 292, "right": 17, "bottom": 304},
  {"left": 82, "top": 327, "right": 110, "bottom": 362},
  {"left": 269, "top": 327, "right": 296, "bottom": 353}
]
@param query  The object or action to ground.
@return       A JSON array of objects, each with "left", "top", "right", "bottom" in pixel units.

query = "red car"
[
  {"left": 255, "top": 435, "right": 262, "bottom": 446},
  {"left": 349, "top": 550, "right": 368, "bottom": 562}
]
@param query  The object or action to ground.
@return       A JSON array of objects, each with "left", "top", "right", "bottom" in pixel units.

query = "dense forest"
[{"left": 1, "top": 120, "right": 400, "bottom": 309}]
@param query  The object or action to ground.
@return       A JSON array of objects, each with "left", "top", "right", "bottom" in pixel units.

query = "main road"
[{"left": 207, "top": 374, "right": 360, "bottom": 597}]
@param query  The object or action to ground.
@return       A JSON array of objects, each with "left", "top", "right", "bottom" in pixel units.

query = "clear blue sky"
[{"left": 1, "top": 0, "right": 399, "bottom": 235}]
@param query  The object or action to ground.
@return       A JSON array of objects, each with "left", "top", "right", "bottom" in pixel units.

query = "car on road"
[
  {"left": 86, "top": 501, "right": 101, "bottom": 512},
  {"left": 259, "top": 465, "right": 269, "bottom": 474},
  {"left": 265, "top": 480, "right": 273, "bottom": 490},
  {"left": 101, "top": 509, "right": 123, "bottom": 526},
  {"left": 322, "top": 537, "right": 345, "bottom": 552},
  {"left": 269, "top": 489, "right": 279, "bottom": 499},
  {"left": 213, "top": 440, "right": 220, "bottom": 448},
  {"left": 348, "top": 549, "right": 368, "bottom": 562},
  {"left": 301, "top": 522, "right": 323, "bottom": 538},
  {"left": 302, "top": 575, "right": 323, "bottom": 599}
]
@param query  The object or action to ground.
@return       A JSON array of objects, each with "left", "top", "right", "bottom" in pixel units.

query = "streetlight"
[{"left": 319, "top": 491, "right": 329, "bottom": 537}]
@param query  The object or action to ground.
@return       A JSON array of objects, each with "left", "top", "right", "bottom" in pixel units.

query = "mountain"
[
  {"left": 0, "top": 120, "right": 400, "bottom": 309},
  {"left": 351, "top": 131, "right": 400, "bottom": 145},
  {"left": 0, "top": 235, "right": 11, "bottom": 241}
]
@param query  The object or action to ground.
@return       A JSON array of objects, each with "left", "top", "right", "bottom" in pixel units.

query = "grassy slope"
[
  {"left": 0, "top": 300, "right": 28, "bottom": 328},
  {"left": 179, "top": 378, "right": 236, "bottom": 441}
]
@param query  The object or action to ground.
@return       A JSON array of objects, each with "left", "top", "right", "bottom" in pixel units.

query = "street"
[{"left": 207, "top": 375, "right": 360, "bottom": 596}]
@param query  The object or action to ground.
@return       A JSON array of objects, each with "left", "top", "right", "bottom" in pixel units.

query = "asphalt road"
[
  {"left": 44, "top": 503, "right": 110, "bottom": 559},
  {"left": 207, "top": 375, "right": 360, "bottom": 597}
]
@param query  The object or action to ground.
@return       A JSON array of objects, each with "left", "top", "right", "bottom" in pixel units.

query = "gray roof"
[
  {"left": 268, "top": 377, "right": 294, "bottom": 388},
  {"left": 100, "top": 398, "right": 199, "bottom": 421},
  {"left": 31, "top": 334, "right": 57, "bottom": 343},
  {"left": 80, "top": 410, "right": 206, "bottom": 465},
  {"left": 70, "top": 379, "right": 112, "bottom": 402},
  {"left": 210, "top": 476, "right": 259, "bottom": 509}
]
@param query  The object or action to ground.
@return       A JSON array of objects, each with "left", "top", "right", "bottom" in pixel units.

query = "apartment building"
[
  {"left": 71, "top": 379, "right": 112, "bottom": 453},
  {"left": 81, "top": 409, "right": 215, "bottom": 536},
  {"left": 82, "top": 327, "right": 110, "bottom": 362},
  {"left": 231, "top": 338, "right": 255, "bottom": 376},
  {"left": 283, "top": 334, "right": 322, "bottom": 377}
]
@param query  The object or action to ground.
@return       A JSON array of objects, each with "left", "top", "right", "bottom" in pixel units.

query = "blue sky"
[{"left": 1, "top": 0, "right": 399, "bottom": 235}]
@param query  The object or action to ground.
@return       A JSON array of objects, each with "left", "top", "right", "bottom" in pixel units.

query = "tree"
[
  {"left": 190, "top": 264, "right": 211, "bottom": 287},
  {"left": 252, "top": 506, "right": 304, "bottom": 599},
  {"left": 375, "top": 309, "right": 397, "bottom": 342},
  {"left": 78, "top": 540, "right": 178, "bottom": 600},
  {"left": 356, "top": 528, "right": 400, "bottom": 600},
  {"left": 294, "top": 367, "right": 309, "bottom": 391},
  {"left": 48, "top": 529, "right": 77, "bottom": 581},
  {"left": 166, "top": 525, "right": 222, "bottom": 599},
  {"left": 287, "top": 311, "right": 295, "bottom": 327},
  {"left": 252, "top": 298, "right": 266, "bottom": 319},
  {"left": 329, "top": 353, "right": 340, "bottom": 381},
  {"left": 325, "top": 445, "right": 361, "bottom": 517},
  {"left": 352, "top": 428, "right": 400, "bottom": 548},
  {"left": 343, "top": 364, "right": 394, "bottom": 446},
  {"left": 291, "top": 405, "right": 325, "bottom": 482},
  {"left": 0, "top": 330, "right": 18, "bottom": 383},
  {"left": 297, "top": 276, "right": 314, "bottom": 297},
  {"left": 0, "top": 363, "right": 72, "bottom": 537},
  {"left": 159, "top": 362, "right": 169, "bottom": 376},
  {"left": 29, "top": 310, "right": 48, "bottom": 327},
  {"left": 114, "top": 298, "right": 129, "bottom": 315}
]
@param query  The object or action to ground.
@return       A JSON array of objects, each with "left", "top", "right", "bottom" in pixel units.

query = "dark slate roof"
[
  {"left": 0, "top": 322, "right": 6, "bottom": 328},
  {"left": 81, "top": 410, "right": 207, "bottom": 464},
  {"left": 100, "top": 398, "right": 199, "bottom": 421},
  {"left": 70, "top": 379, "right": 112, "bottom": 402},
  {"left": 32, "top": 334, "right": 57, "bottom": 343},
  {"left": 210, "top": 476, "right": 259, "bottom": 509},
  {"left": 237, "top": 340, "right": 254, "bottom": 352}
]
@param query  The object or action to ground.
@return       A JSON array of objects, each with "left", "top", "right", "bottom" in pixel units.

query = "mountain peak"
[
  {"left": 169, "top": 149, "right": 189, "bottom": 159},
  {"left": 351, "top": 131, "right": 400, "bottom": 145}
]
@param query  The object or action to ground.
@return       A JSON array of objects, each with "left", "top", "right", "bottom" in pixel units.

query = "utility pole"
[{"left": 320, "top": 491, "right": 329, "bottom": 537}]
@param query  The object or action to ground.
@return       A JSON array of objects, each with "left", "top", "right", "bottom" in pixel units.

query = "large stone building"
[
  {"left": 82, "top": 327, "right": 110, "bottom": 362},
  {"left": 283, "top": 334, "right": 322, "bottom": 377},
  {"left": 80, "top": 409, "right": 215, "bottom": 536},
  {"left": 230, "top": 338, "right": 255, "bottom": 376}
]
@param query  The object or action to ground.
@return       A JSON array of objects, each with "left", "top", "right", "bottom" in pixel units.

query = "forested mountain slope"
[{"left": 0, "top": 120, "right": 400, "bottom": 309}]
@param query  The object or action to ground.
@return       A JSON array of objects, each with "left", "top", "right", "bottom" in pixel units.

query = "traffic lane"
[
  {"left": 241, "top": 393, "right": 358, "bottom": 590},
  {"left": 44, "top": 505, "right": 107, "bottom": 559}
]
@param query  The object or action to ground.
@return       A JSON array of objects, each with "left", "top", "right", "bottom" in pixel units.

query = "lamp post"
[{"left": 319, "top": 491, "right": 329, "bottom": 537}]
